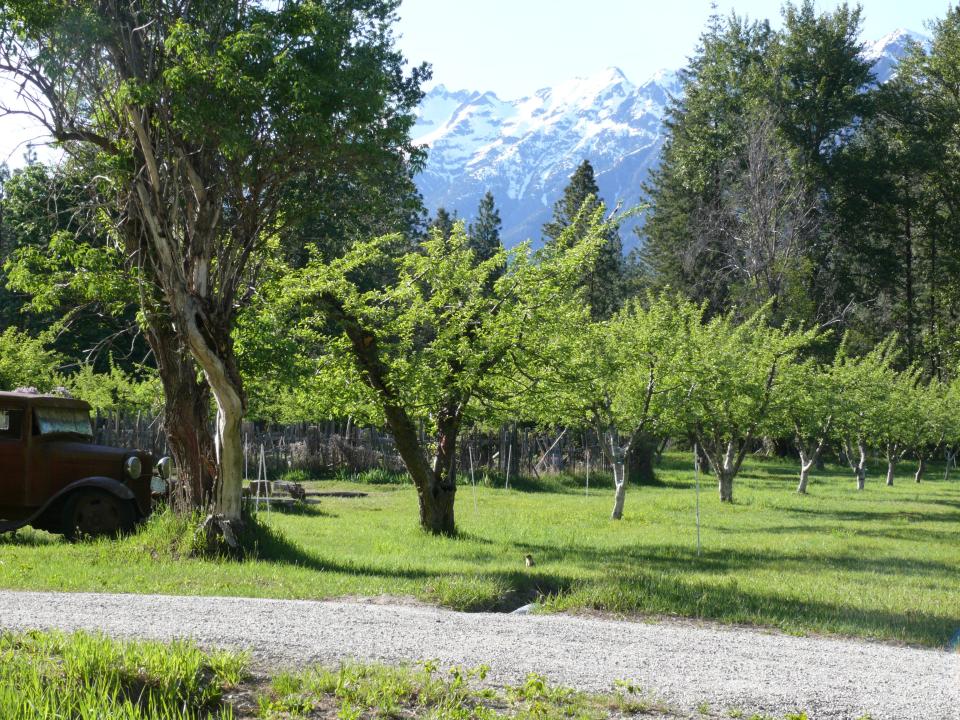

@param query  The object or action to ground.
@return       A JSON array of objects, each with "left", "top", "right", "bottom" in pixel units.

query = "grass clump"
[
  {"left": 260, "top": 661, "right": 632, "bottom": 720},
  {"left": 0, "top": 630, "right": 247, "bottom": 719}
]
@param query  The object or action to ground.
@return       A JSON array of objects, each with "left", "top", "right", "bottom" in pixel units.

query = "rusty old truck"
[{"left": 0, "top": 390, "right": 170, "bottom": 538}]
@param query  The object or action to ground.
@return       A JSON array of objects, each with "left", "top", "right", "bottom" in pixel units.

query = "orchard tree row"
[
  {"left": 235, "top": 211, "right": 960, "bottom": 532},
  {"left": 5, "top": 207, "right": 956, "bottom": 535}
]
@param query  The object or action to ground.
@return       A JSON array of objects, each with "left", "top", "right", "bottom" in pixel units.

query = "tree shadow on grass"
[
  {"left": 784, "top": 506, "right": 960, "bottom": 524},
  {"left": 214, "top": 516, "right": 959, "bottom": 643},
  {"left": 506, "top": 537, "right": 959, "bottom": 580},
  {"left": 247, "top": 501, "right": 338, "bottom": 519},
  {"left": 721, "top": 521, "right": 960, "bottom": 544},
  {"left": 544, "top": 566, "right": 958, "bottom": 648}
]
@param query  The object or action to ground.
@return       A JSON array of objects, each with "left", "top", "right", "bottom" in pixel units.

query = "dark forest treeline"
[{"left": 641, "top": 2, "right": 960, "bottom": 374}]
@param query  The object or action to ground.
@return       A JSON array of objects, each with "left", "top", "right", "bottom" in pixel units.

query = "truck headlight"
[
  {"left": 125, "top": 456, "right": 142, "bottom": 480},
  {"left": 156, "top": 456, "right": 173, "bottom": 480}
]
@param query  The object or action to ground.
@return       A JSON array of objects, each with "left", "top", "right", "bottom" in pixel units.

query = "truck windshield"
[{"left": 34, "top": 407, "right": 93, "bottom": 437}]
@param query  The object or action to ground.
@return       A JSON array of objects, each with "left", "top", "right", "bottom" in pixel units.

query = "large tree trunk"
[
  {"left": 149, "top": 324, "right": 216, "bottom": 513},
  {"left": 914, "top": 457, "right": 926, "bottom": 484},
  {"left": 425, "top": 410, "right": 460, "bottom": 535},
  {"left": 175, "top": 303, "right": 247, "bottom": 523}
]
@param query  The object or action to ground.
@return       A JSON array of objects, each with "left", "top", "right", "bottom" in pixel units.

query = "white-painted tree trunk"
[
  {"left": 914, "top": 457, "right": 926, "bottom": 484},
  {"left": 797, "top": 448, "right": 814, "bottom": 494},
  {"left": 718, "top": 440, "right": 736, "bottom": 502},
  {"left": 884, "top": 442, "right": 902, "bottom": 486},
  {"left": 844, "top": 438, "right": 868, "bottom": 490},
  {"left": 855, "top": 441, "right": 867, "bottom": 491},
  {"left": 610, "top": 459, "right": 627, "bottom": 520}
]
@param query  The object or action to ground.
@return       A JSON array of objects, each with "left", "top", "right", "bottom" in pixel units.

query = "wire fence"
[{"left": 93, "top": 412, "right": 623, "bottom": 480}]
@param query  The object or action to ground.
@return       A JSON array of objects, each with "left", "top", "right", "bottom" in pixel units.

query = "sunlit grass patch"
[{"left": 0, "top": 630, "right": 248, "bottom": 719}]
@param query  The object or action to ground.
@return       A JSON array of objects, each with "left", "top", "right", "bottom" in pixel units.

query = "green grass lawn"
[{"left": 1, "top": 453, "right": 958, "bottom": 648}]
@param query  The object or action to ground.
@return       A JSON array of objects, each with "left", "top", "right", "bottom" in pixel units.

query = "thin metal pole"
[
  {"left": 505, "top": 443, "right": 512, "bottom": 490},
  {"left": 694, "top": 442, "right": 701, "bottom": 557},
  {"left": 469, "top": 445, "right": 478, "bottom": 514},
  {"left": 585, "top": 448, "right": 590, "bottom": 497}
]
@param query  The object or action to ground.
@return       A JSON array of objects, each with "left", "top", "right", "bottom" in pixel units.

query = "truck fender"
[{"left": 28, "top": 477, "right": 138, "bottom": 531}]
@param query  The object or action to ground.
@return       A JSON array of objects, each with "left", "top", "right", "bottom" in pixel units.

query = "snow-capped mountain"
[
  {"left": 412, "top": 29, "right": 924, "bottom": 248},
  {"left": 863, "top": 28, "right": 927, "bottom": 84}
]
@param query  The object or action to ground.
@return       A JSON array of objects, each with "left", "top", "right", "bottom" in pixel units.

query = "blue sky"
[{"left": 395, "top": 0, "right": 955, "bottom": 98}]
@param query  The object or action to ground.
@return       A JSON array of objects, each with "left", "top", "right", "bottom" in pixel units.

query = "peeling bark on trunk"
[
  {"left": 178, "top": 307, "right": 247, "bottom": 522},
  {"left": 147, "top": 322, "right": 216, "bottom": 513}
]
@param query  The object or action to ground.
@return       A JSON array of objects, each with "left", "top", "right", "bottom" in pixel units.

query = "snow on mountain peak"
[
  {"left": 413, "top": 30, "right": 920, "bottom": 247},
  {"left": 862, "top": 28, "right": 925, "bottom": 62}
]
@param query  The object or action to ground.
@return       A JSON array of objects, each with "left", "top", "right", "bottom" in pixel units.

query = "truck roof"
[{"left": 0, "top": 391, "right": 92, "bottom": 410}]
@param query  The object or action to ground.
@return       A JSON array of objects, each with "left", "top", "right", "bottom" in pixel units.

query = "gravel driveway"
[{"left": 0, "top": 590, "right": 955, "bottom": 719}]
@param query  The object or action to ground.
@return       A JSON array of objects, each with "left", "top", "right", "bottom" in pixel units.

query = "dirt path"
[{"left": 0, "top": 590, "right": 955, "bottom": 719}]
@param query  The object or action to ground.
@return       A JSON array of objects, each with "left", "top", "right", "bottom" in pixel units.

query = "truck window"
[
  {"left": 33, "top": 407, "right": 93, "bottom": 437},
  {"left": 0, "top": 409, "right": 23, "bottom": 440}
]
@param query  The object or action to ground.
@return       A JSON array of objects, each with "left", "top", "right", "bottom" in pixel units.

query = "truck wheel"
[{"left": 62, "top": 489, "right": 136, "bottom": 540}]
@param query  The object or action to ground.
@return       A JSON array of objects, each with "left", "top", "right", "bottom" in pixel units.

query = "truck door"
[{"left": 0, "top": 406, "right": 27, "bottom": 519}]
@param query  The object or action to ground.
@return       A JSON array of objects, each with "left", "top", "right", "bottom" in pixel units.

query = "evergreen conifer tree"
[
  {"left": 428, "top": 207, "right": 456, "bottom": 240},
  {"left": 544, "top": 160, "right": 623, "bottom": 319},
  {"left": 467, "top": 190, "right": 502, "bottom": 262}
]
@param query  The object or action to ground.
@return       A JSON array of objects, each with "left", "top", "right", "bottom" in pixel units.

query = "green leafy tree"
[
  {"left": 544, "top": 160, "right": 623, "bottom": 319},
  {"left": 514, "top": 292, "right": 699, "bottom": 519},
  {"left": 0, "top": 0, "right": 427, "bottom": 529},
  {"left": 773, "top": 1, "right": 874, "bottom": 174},
  {"left": 830, "top": 336, "right": 899, "bottom": 490},
  {"left": 274, "top": 217, "right": 604, "bottom": 535},
  {"left": 874, "top": 366, "right": 923, "bottom": 487},
  {"left": 0, "top": 327, "right": 60, "bottom": 391},
  {"left": 775, "top": 353, "right": 838, "bottom": 493},
  {"left": 682, "top": 308, "right": 818, "bottom": 501},
  {"left": 1, "top": 164, "right": 148, "bottom": 370},
  {"left": 641, "top": 14, "right": 774, "bottom": 314}
]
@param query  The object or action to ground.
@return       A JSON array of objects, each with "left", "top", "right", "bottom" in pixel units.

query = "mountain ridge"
[{"left": 411, "top": 29, "right": 926, "bottom": 248}]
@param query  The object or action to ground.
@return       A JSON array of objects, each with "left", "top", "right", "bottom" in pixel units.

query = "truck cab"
[{"left": 0, "top": 390, "right": 163, "bottom": 538}]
